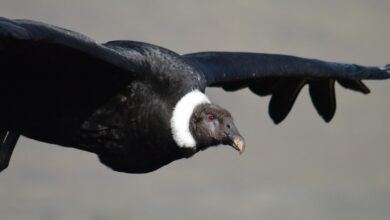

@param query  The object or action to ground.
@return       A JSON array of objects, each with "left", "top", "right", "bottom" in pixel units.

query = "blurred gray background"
[{"left": 1, "top": 1, "right": 390, "bottom": 220}]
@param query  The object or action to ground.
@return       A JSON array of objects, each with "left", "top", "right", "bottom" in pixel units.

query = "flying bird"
[{"left": 0, "top": 17, "right": 389, "bottom": 173}]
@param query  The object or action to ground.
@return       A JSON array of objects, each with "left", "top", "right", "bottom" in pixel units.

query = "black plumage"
[{"left": 0, "top": 18, "right": 389, "bottom": 173}]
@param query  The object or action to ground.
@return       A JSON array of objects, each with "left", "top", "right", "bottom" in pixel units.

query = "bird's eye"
[{"left": 207, "top": 114, "right": 215, "bottom": 121}]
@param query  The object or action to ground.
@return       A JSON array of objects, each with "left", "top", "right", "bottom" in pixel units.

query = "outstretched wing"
[
  {"left": 184, "top": 52, "right": 390, "bottom": 123},
  {"left": 0, "top": 18, "right": 148, "bottom": 141}
]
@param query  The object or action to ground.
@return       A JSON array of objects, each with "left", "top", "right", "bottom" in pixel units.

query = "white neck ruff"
[{"left": 170, "top": 90, "right": 211, "bottom": 148}]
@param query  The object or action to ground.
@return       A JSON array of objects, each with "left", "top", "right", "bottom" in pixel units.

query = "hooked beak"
[
  {"left": 230, "top": 135, "right": 245, "bottom": 155},
  {"left": 223, "top": 120, "right": 245, "bottom": 155}
]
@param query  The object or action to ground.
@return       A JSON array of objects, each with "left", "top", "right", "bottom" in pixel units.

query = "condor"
[{"left": 0, "top": 18, "right": 389, "bottom": 173}]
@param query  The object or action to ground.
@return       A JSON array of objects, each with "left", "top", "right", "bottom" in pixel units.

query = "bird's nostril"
[{"left": 226, "top": 124, "right": 231, "bottom": 129}]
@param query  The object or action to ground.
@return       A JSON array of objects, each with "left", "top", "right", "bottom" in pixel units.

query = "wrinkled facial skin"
[{"left": 190, "top": 104, "right": 245, "bottom": 153}]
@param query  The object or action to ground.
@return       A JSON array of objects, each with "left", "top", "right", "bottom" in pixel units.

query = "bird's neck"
[{"left": 170, "top": 90, "right": 210, "bottom": 148}]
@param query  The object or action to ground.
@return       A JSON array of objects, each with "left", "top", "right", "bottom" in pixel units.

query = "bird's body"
[
  {"left": 0, "top": 17, "right": 388, "bottom": 173},
  {"left": 76, "top": 79, "right": 186, "bottom": 173},
  {"left": 0, "top": 37, "right": 206, "bottom": 172}
]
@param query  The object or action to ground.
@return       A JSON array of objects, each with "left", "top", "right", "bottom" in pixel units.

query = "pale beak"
[
  {"left": 230, "top": 135, "right": 245, "bottom": 155},
  {"left": 222, "top": 119, "right": 246, "bottom": 155}
]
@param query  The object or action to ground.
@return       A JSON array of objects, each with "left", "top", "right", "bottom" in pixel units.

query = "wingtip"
[
  {"left": 269, "top": 102, "right": 290, "bottom": 125},
  {"left": 321, "top": 114, "right": 334, "bottom": 123},
  {"left": 379, "top": 64, "right": 390, "bottom": 74},
  {"left": 337, "top": 80, "right": 370, "bottom": 94},
  {"left": 269, "top": 111, "right": 286, "bottom": 125}
]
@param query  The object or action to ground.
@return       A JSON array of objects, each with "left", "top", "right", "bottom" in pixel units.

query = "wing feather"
[
  {"left": 309, "top": 80, "right": 336, "bottom": 122},
  {"left": 269, "top": 79, "right": 307, "bottom": 124},
  {"left": 0, "top": 18, "right": 146, "bottom": 140},
  {"left": 337, "top": 80, "right": 370, "bottom": 94},
  {"left": 184, "top": 52, "right": 389, "bottom": 123},
  {"left": 249, "top": 78, "right": 280, "bottom": 96}
]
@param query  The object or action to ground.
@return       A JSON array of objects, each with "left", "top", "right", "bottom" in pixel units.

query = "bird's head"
[
  {"left": 189, "top": 103, "right": 245, "bottom": 154},
  {"left": 170, "top": 90, "right": 245, "bottom": 156}
]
